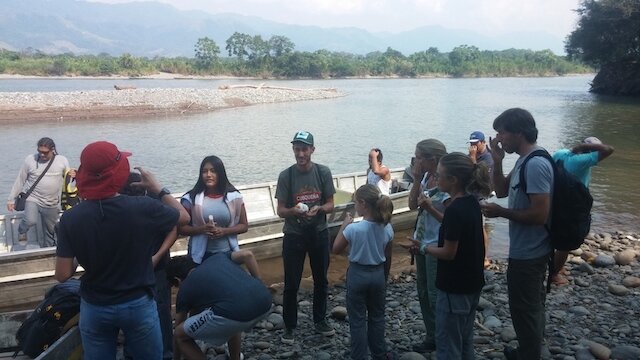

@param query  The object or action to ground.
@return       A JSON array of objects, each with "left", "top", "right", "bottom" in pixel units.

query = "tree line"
[{"left": 0, "top": 32, "right": 591, "bottom": 78}]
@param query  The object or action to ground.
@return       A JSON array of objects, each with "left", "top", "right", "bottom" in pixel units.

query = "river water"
[{"left": 1, "top": 75, "right": 639, "bottom": 260}]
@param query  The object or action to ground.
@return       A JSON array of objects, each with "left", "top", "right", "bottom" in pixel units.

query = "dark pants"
[
  {"left": 154, "top": 268, "right": 173, "bottom": 360},
  {"left": 507, "top": 255, "right": 549, "bottom": 360},
  {"left": 282, "top": 228, "right": 330, "bottom": 329}
]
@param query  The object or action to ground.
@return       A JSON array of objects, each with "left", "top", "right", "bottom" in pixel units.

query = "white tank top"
[{"left": 367, "top": 168, "right": 391, "bottom": 195}]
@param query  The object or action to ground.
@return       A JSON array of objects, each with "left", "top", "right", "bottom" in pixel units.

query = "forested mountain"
[{"left": 0, "top": 0, "right": 565, "bottom": 56}]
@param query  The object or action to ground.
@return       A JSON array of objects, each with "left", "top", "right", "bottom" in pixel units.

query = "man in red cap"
[{"left": 54, "top": 141, "right": 189, "bottom": 360}]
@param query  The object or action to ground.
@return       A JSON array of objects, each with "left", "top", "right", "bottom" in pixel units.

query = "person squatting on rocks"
[
  {"left": 7, "top": 137, "right": 75, "bottom": 248},
  {"left": 179, "top": 155, "right": 260, "bottom": 279},
  {"left": 468, "top": 131, "right": 494, "bottom": 269},
  {"left": 549, "top": 136, "right": 614, "bottom": 285},
  {"left": 413, "top": 152, "right": 491, "bottom": 359},
  {"left": 169, "top": 253, "right": 272, "bottom": 360},
  {"left": 275, "top": 130, "right": 336, "bottom": 343},
  {"left": 54, "top": 141, "right": 190, "bottom": 360},
  {"left": 402, "top": 138, "right": 449, "bottom": 353},
  {"left": 367, "top": 148, "right": 392, "bottom": 195},
  {"left": 333, "top": 184, "right": 394, "bottom": 360},
  {"left": 481, "top": 108, "right": 553, "bottom": 360}
]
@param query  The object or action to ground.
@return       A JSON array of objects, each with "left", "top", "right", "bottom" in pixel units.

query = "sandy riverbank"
[{"left": 0, "top": 85, "right": 346, "bottom": 122}]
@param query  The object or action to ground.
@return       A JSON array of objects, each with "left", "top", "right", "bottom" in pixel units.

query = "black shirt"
[
  {"left": 435, "top": 195, "right": 485, "bottom": 294},
  {"left": 57, "top": 195, "right": 179, "bottom": 305}
]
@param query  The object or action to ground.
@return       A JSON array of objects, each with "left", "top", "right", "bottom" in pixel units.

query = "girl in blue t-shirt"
[{"left": 333, "top": 184, "right": 394, "bottom": 360}]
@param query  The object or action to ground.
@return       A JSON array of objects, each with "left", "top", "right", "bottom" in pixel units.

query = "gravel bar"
[{"left": 0, "top": 87, "right": 346, "bottom": 122}]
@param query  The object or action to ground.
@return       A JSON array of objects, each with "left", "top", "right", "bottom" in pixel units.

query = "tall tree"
[
  {"left": 268, "top": 35, "right": 295, "bottom": 57},
  {"left": 566, "top": 0, "right": 640, "bottom": 95},
  {"left": 194, "top": 37, "right": 220, "bottom": 70},
  {"left": 225, "top": 32, "right": 252, "bottom": 60}
]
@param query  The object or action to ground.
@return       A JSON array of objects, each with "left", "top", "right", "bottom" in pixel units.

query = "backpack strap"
[
  {"left": 518, "top": 149, "right": 555, "bottom": 194},
  {"left": 518, "top": 149, "right": 557, "bottom": 294}
]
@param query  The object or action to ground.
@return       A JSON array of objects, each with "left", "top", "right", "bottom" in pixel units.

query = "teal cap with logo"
[{"left": 291, "top": 131, "right": 314, "bottom": 146}]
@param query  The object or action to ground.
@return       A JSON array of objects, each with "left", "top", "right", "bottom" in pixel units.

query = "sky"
[{"left": 89, "top": 0, "right": 583, "bottom": 39}]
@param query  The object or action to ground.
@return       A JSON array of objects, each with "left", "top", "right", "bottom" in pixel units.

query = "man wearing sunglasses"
[{"left": 7, "top": 137, "right": 74, "bottom": 248}]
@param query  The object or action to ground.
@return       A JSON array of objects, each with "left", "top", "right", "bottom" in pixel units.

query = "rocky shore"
[
  {"left": 199, "top": 229, "right": 640, "bottom": 360},
  {"left": 0, "top": 86, "right": 346, "bottom": 122}
]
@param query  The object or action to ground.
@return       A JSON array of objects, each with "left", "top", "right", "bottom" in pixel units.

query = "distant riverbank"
[{"left": 0, "top": 85, "right": 346, "bottom": 122}]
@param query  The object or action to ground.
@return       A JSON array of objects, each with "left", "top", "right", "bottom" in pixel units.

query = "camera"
[{"left": 120, "top": 172, "right": 147, "bottom": 196}]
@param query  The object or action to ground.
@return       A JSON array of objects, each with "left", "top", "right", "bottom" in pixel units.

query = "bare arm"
[
  {"left": 482, "top": 193, "right": 551, "bottom": 225},
  {"left": 54, "top": 257, "right": 77, "bottom": 282},
  {"left": 426, "top": 239, "right": 458, "bottom": 261},
  {"left": 572, "top": 143, "right": 615, "bottom": 162},
  {"left": 332, "top": 214, "right": 352, "bottom": 254},
  {"left": 135, "top": 167, "right": 190, "bottom": 226},
  {"left": 152, "top": 226, "right": 178, "bottom": 268},
  {"left": 369, "top": 150, "right": 391, "bottom": 180}
]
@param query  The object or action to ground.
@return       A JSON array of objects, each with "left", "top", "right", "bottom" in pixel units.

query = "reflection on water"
[{"left": 1, "top": 76, "right": 639, "bottom": 259}]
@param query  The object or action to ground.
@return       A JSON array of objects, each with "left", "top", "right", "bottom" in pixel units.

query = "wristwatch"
[{"left": 157, "top": 187, "right": 171, "bottom": 199}]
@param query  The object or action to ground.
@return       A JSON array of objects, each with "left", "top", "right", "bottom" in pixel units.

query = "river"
[{"left": 1, "top": 75, "right": 639, "bottom": 260}]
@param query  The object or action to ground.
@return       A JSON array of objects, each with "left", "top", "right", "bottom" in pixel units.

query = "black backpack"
[
  {"left": 14, "top": 279, "right": 81, "bottom": 358},
  {"left": 519, "top": 149, "right": 593, "bottom": 252}
]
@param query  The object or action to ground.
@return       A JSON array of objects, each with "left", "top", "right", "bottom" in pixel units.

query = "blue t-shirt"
[
  {"left": 57, "top": 195, "right": 179, "bottom": 305},
  {"left": 553, "top": 149, "right": 599, "bottom": 187},
  {"left": 342, "top": 220, "right": 394, "bottom": 265},
  {"left": 176, "top": 253, "right": 272, "bottom": 322},
  {"left": 507, "top": 148, "right": 554, "bottom": 260}
]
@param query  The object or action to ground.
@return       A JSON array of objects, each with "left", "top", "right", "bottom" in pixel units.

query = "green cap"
[{"left": 291, "top": 131, "right": 314, "bottom": 145}]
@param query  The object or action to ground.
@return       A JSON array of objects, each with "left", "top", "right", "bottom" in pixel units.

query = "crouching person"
[
  {"left": 54, "top": 141, "right": 190, "bottom": 360},
  {"left": 169, "top": 253, "right": 273, "bottom": 360}
]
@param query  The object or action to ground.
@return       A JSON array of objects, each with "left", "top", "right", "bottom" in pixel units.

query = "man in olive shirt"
[{"left": 275, "top": 131, "right": 336, "bottom": 344}]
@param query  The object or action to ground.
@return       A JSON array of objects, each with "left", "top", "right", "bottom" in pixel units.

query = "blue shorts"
[{"left": 183, "top": 308, "right": 269, "bottom": 346}]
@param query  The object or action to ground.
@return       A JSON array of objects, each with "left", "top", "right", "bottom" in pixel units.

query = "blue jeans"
[
  {"left": 282, "top": 228, "right": 330, "bottom": 328},
  {"left": 346, "top": 263, "right": 387, "bottom": 360},
  {"left": 80, "top": 295, "right": 162, "bottom": 360},
  {"left": 18, "top": 200, "right": 58, "bottom": 248},
  {"left": 507, "top": 255, "right": 548, "bottom": 360},
  {"left": 123, "top": 269, "right": 173, "bottom": 360},
  {"left": 435, "top": 289, "right": 480, "bottom": 360}
]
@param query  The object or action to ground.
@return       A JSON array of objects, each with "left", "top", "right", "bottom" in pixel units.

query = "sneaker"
[
  {"left": 224, "top": 343, "right": 244, "bottom": 360},
  {"left": 18, "top": 233, "right": 27, "bottom": 244},
  {"left": 281, "top": 328, "right": 295, "bottom": 344},
  {"left": 411, "top": 338, "right": 436, "bottom": 353},
  {"left": 314, "top": 320, "right": 335, "bottom": 336}
]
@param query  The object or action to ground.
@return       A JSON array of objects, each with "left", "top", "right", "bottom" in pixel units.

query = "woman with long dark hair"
[{"left": 180, "top": 155, "right": 259, "bottom": 278}]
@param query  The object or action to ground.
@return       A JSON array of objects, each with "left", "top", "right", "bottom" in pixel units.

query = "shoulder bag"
[{"left": 14, "top": 155, "right": 56, "bottom": 211}]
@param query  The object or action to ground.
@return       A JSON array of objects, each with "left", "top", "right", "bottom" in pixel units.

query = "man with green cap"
[{"left": 275, "top": 131, "right": 336, "bottom": 344}]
